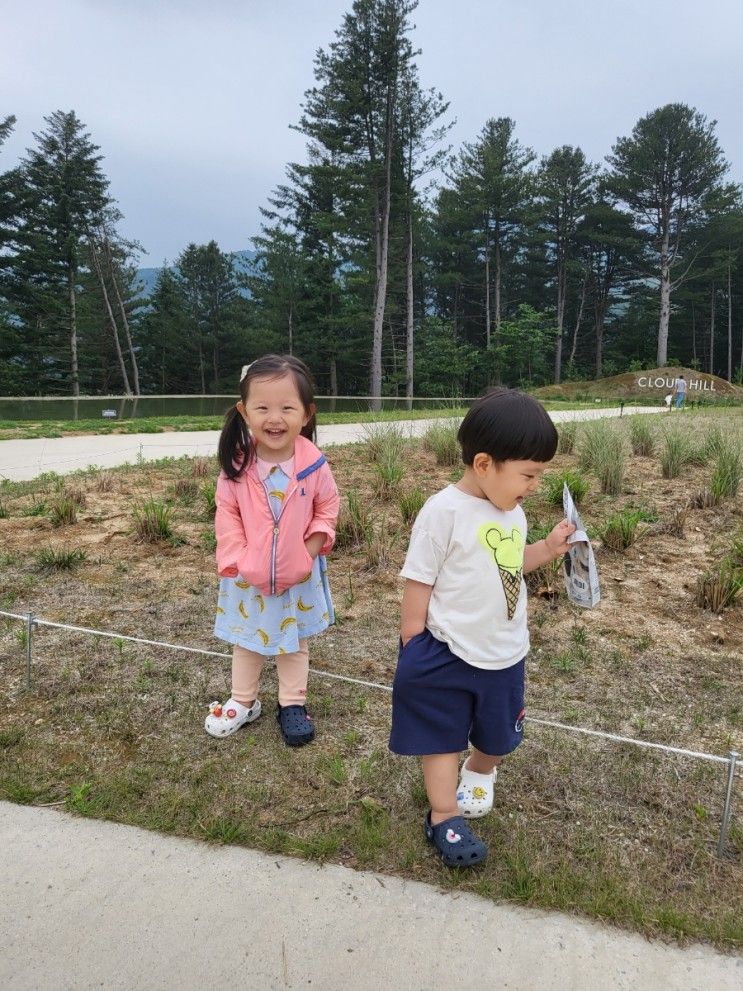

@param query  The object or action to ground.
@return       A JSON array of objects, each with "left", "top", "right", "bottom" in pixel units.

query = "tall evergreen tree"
[
  {"left": 15, "top": 111, "right": 113, "bottom": 394},
  {"left": 537, "top": 146, "right": 597, "bottom": 383},
  {"left": 607, "top": 103, "right": 729, "bottom": 367}
]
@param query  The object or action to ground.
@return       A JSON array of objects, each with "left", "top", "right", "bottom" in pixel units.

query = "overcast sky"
[{"left": 4, "top": 0, "right": 742, "bottom": 265}]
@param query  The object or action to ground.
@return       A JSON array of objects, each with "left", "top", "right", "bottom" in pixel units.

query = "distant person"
[
  {"left": 672, "top": 374, "right": 686, "bottom": 409},
  {"left": 389, "top": 389, "right": 575, "bottom": 867},
  {"left": 206, "top": 355, "right": 339, "bottom": 746}
]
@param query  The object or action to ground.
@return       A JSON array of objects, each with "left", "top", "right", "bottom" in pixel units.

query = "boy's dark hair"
[
  {"left": 218, "top": 354, "right": 317, "bottom": 479},
  {"left": 457, "top": 387, "right": 558, "bottom": 465}
]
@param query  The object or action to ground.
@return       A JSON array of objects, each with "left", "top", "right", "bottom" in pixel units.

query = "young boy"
[{"left": 390, "top": 388, "right": 575, "bottom": 867}]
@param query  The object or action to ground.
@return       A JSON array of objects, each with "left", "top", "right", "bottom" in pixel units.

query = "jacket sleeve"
[
  {"left": 214, "top": 474, "right": 247, "bottom": 577},
  {"left": 306, "top": 461, "right": 340, "bottom": 555}
]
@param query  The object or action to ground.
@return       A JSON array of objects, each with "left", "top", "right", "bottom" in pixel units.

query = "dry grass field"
[{"left": 1, "top": 408, "right": 742, "bottom": 948}]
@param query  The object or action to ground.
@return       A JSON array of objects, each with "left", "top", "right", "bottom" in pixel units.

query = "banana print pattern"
[
  {"left": 235, "top": 579, "right": 251, "bottom": 589},
  {"left": 297, "top": 597, "right": 314, "bottom": 612},
  {"left": 238, "top": 600, "right": 249, "bottom": 620}
]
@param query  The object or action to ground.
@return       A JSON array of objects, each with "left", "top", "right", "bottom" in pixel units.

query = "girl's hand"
[
  {"left": 545, "top": 519, "right": 576, "bottom": 557},
  {"left": 304, "top": 532, "right": 325, "bottom": 560}
]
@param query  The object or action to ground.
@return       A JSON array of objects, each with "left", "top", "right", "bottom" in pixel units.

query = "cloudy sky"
[{"left": 4, "top": 0, "right": 742, "bottom": 264}]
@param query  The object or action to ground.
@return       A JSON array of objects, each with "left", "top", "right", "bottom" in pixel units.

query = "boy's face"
[{"left": 475, "top": 455, "right": 548, "bottom": 511}]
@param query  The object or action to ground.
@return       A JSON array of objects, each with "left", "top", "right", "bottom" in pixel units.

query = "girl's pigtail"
[
  {"left": 301, "top": 412, "right": 317, "bottom": 444},
  {"left": 218, "top": 406, "right": 253, "bottom": 479}
]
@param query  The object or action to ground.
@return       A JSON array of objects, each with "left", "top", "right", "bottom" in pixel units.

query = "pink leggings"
[{"left": 231, "top": 640, "right": 309, "bottom": 707}]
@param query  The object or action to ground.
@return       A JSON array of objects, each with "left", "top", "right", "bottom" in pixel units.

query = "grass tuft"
[
  {"left": 422, "top": 420, "right": 460, "bottom": 466},
  {"left": 132, "top": 498, "right": 174, "bottom": 542}
]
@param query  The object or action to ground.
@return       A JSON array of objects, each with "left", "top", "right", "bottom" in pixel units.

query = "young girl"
[
  {"left": 205, "top": 354, "right": 340, "bottom": 747},
  {"left": 389, "top": 388, "right": 575, "bottom": 866}
]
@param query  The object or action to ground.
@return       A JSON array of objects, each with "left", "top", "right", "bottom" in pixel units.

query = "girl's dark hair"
[
  {"left": 218, "top": 354, "right": 317, "bottom": 479},
  {"left": 457, "top": 387, "right": 558, "bottom": 465}
]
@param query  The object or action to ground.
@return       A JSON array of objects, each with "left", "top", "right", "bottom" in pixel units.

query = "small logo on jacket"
[{"left": 515, "top": 708, "right": 525, "bottom": 733}]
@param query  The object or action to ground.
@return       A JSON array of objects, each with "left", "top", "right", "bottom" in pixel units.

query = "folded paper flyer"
[{"left": 562, "top": 482, "right": 601, "bottom": 608}]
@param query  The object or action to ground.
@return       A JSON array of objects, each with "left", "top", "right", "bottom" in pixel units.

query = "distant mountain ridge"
[{"left": 135, "top": 248, "right": 257, "bottom": 297}]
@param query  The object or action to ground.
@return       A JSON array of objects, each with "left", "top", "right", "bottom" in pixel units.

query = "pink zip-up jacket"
[{"left": 215, "top": 435, "right": 340, "bottom": 597}]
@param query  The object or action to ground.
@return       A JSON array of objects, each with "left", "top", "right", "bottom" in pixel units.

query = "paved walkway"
[
  {"left": 1, "top": 803, "right": 740, "bottom": 991},
  {"left": 0, "top": 407, "right": 664, "bottom": 481}
]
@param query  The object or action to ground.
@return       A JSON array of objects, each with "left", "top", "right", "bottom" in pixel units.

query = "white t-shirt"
[
  {"left": 674, "top": 377, "right": 686, "bottom": 394},
  {"left": 400, "top": 485, "right": 529, "bottom": 670}
]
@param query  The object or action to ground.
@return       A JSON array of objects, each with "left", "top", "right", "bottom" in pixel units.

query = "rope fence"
[{"left": 1, "top": 607, "right": 738, "bottom": 858}]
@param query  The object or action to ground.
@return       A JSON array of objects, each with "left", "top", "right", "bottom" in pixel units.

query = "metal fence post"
[
  {"left": 25, "top": 611, "right": 35, "bottom": 690},
  {"left": 717, "top": 750, "right": 739, "bottom": 857}
]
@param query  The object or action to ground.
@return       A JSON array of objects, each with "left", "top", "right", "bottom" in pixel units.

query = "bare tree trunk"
[
  {"left": 568, "top": 268, "right": 589, "bottom": 367},
  {"left": 288, "top": 302, "right": 293, "bottom": 356},
  {"left": 105, "top": 240, "right": 140, "bottom": 395},
  {"left": 198, "top": 342, "right": 205, "bottom": 395},
  {"left": 727, "top": 257, "right": 732, "bottom": 382},
  {"left": 370, "top": 86, "right": 395, "bottom": 410},
  {"left": 405, "top": 208, "right": 414, "bottom": 410},
  {"left": 657, "top": 230, "right": 671, "bottom": 367},
  {"left": 68, "top": 266, "right": 80, "bottom": 397},
  {"left": 484, "top": 222, "right": 491, "bottom": 349},
  {"left": 554, "top": 255, "right": 567, "bottom": 383},
  {"left": 90, "top": 241, "right": 131, "bottom": 395},
  {"left": 494, "top": 220, "right": 502, "bottom": 333},
  {"left": 594, "top": 303, "right": 604, "bottom": 379},
  {"left": 691, "top": 302, "right": 697, "bottom": 365},
  {"left": 709, "top": 284, "right": 715, "bottom": 375}
]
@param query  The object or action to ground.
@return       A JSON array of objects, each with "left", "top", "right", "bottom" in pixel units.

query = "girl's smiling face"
[{"left": 238, "top": 373, "right": 313, "bottom": 462}]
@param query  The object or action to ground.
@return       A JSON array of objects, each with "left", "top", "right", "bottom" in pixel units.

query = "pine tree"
[
  {"left": 14, "top": 111, "right": 113, "bottom": 394},
  {"left": 607, "top": 104, "right": 729, "bottom": 368}
]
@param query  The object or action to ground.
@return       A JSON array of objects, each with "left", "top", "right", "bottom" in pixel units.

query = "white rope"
[{"left": 1, "top": 608, "right": 736, "bottom": 768}]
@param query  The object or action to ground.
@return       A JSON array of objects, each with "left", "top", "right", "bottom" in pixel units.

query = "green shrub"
[
  {"left": 172, "top": 478, "right": 198, "bottom": 503},
  {"left": 599, "top": 508, "right": 649, "bottom": 551},
  {"left": 373, "top": 451, "right": 405, "bottom": 500},
  {"left": 597, "top": 431, "right": 626, "bottom": 495},
  {"left": 661, "top": 431, "right": 692, "bottom": 479},
  {"left": 629, "top": 417, "right": 655, "bottom": 457},
  {"left": 578, "top": 420, "right": 612, "bottom": 471},
  {"left": 132, "top": 498, "right": 174, "bottom": 542},
  {"left": 399, "top": 487, "right": 425, "bottom": 524},
  {"left": 543, "top": 469, "right": 590, "bottom": 506},
  {"left": 557, "top": 422, "right": 578, "bottom": 455},
  {"left": 202, "top": 480, "right": 217, "bottom": 517},
  {"left": 36, "top": 546, "right": 87, "bottom": 571},
  {"left": 710, "top": 444, "right": 742, "bottom": 502},
  {"left": 49, "top": 496, "right": 77, "bottom": 527},
  {"left": 695, "top": 561, "right": 743, "bottom": 611},
  {"left": 422, "top": 420, "right": 460, "bottom": 466},
  {"left": 363, "top": 423, "right": 407, "bottom": 465},
  {"left": 335, "top": 490, "right": 373, "bottom": 550}
]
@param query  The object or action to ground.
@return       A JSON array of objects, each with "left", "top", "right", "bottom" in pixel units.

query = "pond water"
[{"left": 0, "top": 395, "right": 465, "bottom": 422}]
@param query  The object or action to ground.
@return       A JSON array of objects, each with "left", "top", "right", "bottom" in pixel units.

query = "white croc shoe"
[
  {"left": 204, "top": 698, "right": 262, "bottom": 738},
  {"left": 456, "top": 760, "right": 497, "bottom": 818}
]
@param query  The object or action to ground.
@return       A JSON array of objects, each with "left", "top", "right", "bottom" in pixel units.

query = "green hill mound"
[{"left": 532, "top": 368, "right": 743, "bottom": 403}]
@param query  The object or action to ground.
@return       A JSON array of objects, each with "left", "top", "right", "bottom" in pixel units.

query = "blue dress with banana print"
[{"left": 213, "top": 463, "right": 334, "bottom": 656}]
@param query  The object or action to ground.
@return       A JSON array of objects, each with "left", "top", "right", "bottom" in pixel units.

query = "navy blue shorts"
[{"left": 389, "top": 628, "right": 526, "bottom": 757}]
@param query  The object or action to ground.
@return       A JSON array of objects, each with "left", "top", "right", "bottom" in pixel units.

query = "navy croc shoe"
[
  {"left": 424, "top": 812, "right": 487, "bottom": 868},
  {"left": 277, "top": 704, "right": 316, "bottom": 747}
]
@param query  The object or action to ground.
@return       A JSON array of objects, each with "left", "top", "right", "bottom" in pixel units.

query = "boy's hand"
[{"left": 545, "top": 519, "right": 576, "bottom": 557}]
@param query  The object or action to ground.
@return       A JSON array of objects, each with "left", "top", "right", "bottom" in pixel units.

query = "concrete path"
[
  {"left": 0, "top": 407, "right": 664, "bottom": 481},
  {"left": 1, "top": 803, "right": 740, "bottom": 991}
]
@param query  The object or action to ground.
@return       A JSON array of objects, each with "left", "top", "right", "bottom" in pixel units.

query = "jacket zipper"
[{"left": 261, "top": 480, "right": 298, "bottom": 596}]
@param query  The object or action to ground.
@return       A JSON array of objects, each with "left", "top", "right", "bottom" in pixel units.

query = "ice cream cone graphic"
[
  {"left": 478, "top": 522, "right": 524, "bottom": 621},
  {"left": 498, "top": 566, "right": 522, "bottom": 621}
]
